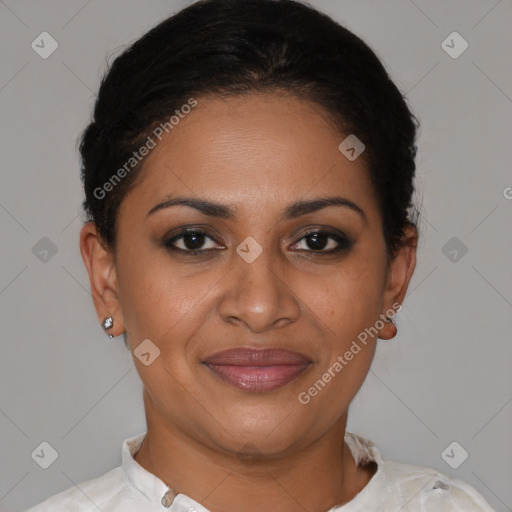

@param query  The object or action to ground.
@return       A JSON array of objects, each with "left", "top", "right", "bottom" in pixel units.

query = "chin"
[{"left": 204, "top": 410, "right": 312, "bottom": 457}]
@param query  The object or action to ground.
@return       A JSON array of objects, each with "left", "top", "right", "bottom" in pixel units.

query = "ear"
[
  {"left": 79, "top": 222, "right": 125, "bottom": 337},
  {"left": 378, "top": 224, "right": 417, "bottom": 340}
]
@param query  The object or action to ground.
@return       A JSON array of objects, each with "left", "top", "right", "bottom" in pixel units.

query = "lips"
[{"left": 203, "top": 347, "right": 311, "bottom": 392}]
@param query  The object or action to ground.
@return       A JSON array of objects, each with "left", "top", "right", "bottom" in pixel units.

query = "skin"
[{"left": 80, "top": 92, "right": 417, "bottom": 512}]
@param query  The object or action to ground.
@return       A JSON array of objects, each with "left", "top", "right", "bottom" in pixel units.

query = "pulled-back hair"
[{"left": 80, "top": 0, "right": 419, "bottom": 259}]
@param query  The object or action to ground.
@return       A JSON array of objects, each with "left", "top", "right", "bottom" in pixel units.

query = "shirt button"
[
  {"left": 161, "top": 488, "right": 177, "bottom": 508},
  {"left": 432, "top": 480, "right": 450, "bottom": 491}
]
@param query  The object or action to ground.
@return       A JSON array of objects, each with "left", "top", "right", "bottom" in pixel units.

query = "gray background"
[{"left": 0, "top": 0, "right": 511, "bottom": 511}]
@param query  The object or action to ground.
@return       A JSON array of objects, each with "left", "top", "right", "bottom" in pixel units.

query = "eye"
[
  {"left": 290, "top": 230, "right": 352, "bottom": 253},
  {"left": 164, "top": 230, "right": 224, "bottom": 253},
  {"left": 164, "top": 228, "right": 352, "bottom": 256}
]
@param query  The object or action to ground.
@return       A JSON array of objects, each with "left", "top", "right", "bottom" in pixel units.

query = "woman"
[{"left": 26, "top": 0, "right": 494, "bottom": 510}]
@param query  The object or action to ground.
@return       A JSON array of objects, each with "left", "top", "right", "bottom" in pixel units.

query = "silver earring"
[
  {"left": 102, "top": 316, "right": 114, "bottom": 339},
  {"left": 381, "top": 315, "right": 397, "bottom": 340}
]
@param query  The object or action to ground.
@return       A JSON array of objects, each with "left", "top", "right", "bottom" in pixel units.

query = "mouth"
[{"left": 202, "top": 347, "right": 312, "bottom": 392}]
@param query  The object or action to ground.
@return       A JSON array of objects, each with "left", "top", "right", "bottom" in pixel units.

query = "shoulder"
[
  {"left": 381, "top": 459, "right": 495, "bottom": 511},
  {"left": 24, "top": 465, "right": 145, "bottom": 512}
]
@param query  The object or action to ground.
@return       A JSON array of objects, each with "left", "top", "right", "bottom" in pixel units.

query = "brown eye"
[
  {"left": 291, "top": 230, "right": 353, "bottom": 253},
  {"left": 164, "top": 230, "right": 223, "bottom": 253}
]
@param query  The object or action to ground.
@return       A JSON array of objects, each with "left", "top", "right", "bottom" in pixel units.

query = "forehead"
[{"left": 121, "top": 92, "right": 379, "bottom": 221}]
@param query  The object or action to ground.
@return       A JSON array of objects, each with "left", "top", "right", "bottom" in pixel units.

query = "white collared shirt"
[{"left": 25, "top": 431, "right": 495, "bottom": 511}]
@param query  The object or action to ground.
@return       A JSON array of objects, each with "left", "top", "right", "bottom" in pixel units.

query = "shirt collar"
[
  {"left": 122, "top": 432, "right": 210, "bottom": 511},
  {"left": 122, "top": 430, "right": 386, "bottom": 511},
  {"left": 339, "top": 432, "right": 389, "bottom": 511}
]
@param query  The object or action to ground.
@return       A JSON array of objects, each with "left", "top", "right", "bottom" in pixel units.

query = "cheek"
[
  {"left": 118, "top": 253, "right": 219, "bottom": 349},
  {"left": 115, "top": 251, "right": 178, "bottom": 341},
  {"left": 295, "top": 268, "right": 380, "bottom": 419},
  {"left": 296, "top": 253, "right": 385, "bottom": 340}
]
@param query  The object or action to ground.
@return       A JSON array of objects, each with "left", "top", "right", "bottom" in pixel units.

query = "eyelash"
[{"left": 163, "top": 229, "right": 353, "bottom": 256}]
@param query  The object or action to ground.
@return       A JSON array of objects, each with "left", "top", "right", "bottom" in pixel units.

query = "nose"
[{"left": 218, "top": 245, "right": 302, "bottom": 333}]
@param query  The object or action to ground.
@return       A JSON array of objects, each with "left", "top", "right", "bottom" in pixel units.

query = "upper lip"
[{"left": 203, "top": 347, "right": 311, "bottom": 366}]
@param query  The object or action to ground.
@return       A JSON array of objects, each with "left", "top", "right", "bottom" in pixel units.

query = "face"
[{"left": 81, "top": 92, "right": 416, "bottom": 457}]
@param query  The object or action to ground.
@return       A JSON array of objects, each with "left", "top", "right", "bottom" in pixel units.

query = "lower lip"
[{"left": 204, "top": 363, "right": 310, "bottom": 392}]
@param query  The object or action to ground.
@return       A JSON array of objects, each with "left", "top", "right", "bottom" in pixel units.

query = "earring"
[
  {"left": 102, "top": 316, "right": 114, "bottom": 339},
  {"left": 381, "top": 316, "right": 397, "bottom": 340}
]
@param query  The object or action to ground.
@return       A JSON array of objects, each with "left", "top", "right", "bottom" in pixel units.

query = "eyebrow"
[{"left": 146, "top": 195, "right": 366, "bottom": 221}]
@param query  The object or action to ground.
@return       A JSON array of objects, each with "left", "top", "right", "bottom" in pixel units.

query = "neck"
[{"left": 134, "top": 389, "right": 375, "bottom": 512}]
